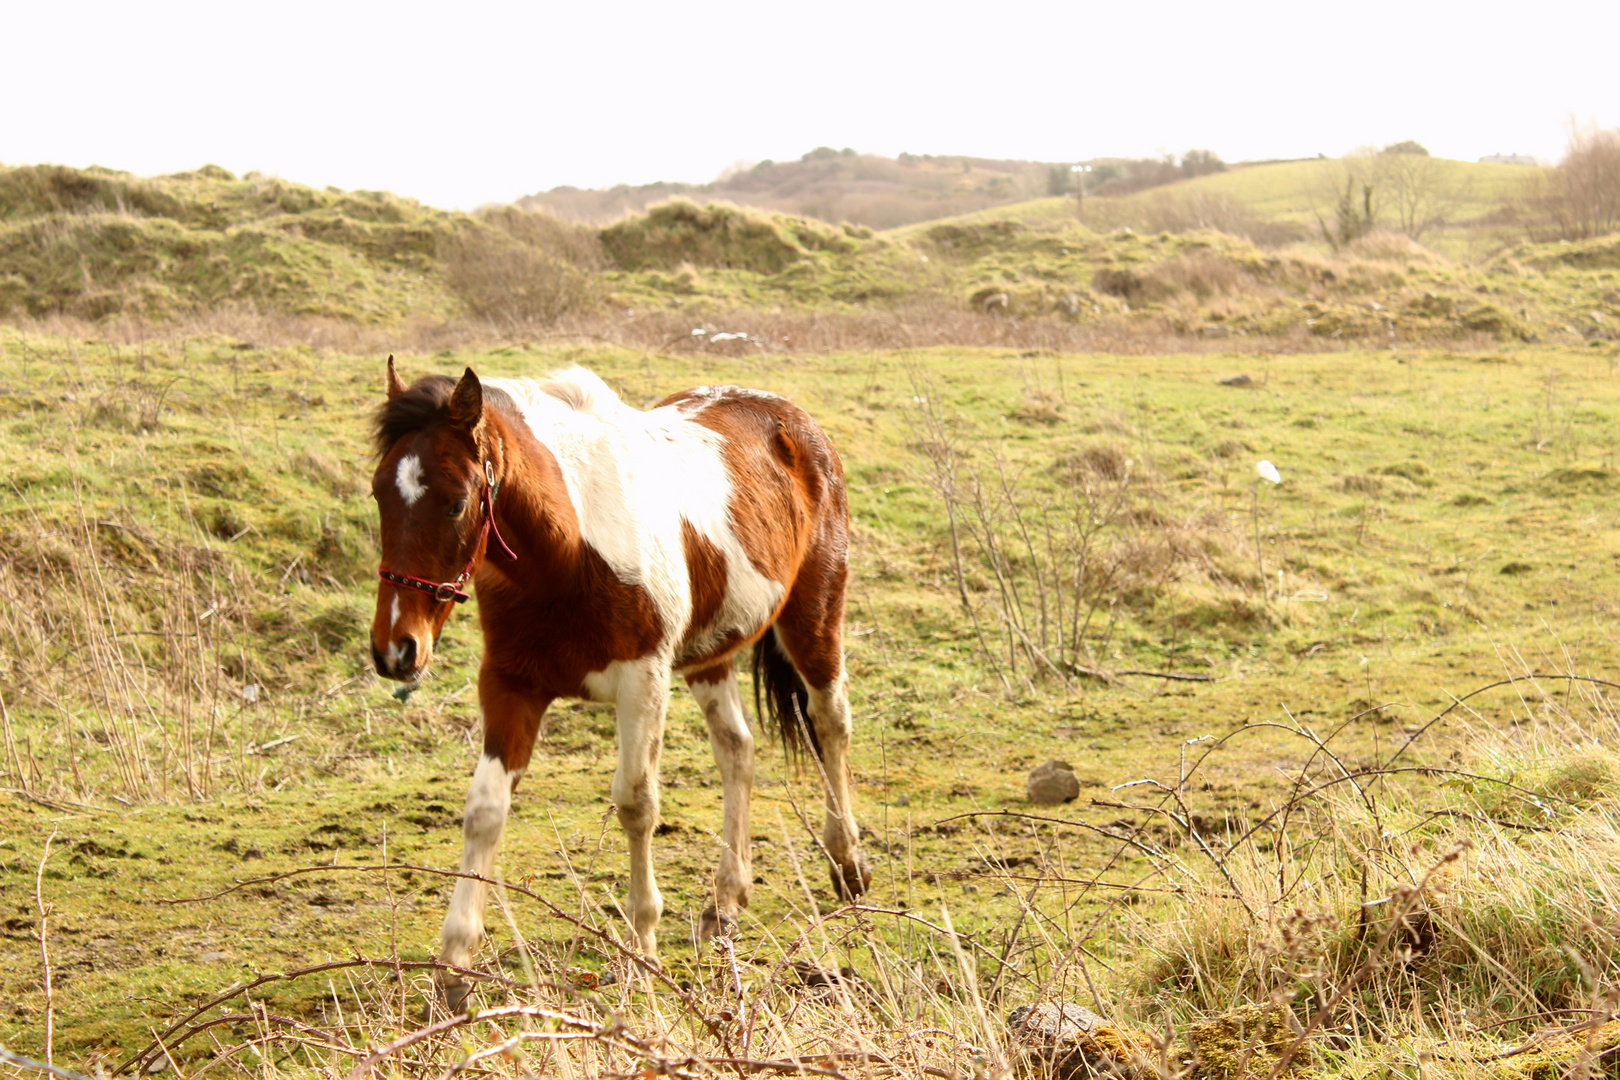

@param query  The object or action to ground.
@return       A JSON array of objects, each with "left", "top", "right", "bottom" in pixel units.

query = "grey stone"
[
  {"left": 1007, "top": 1003, "right": 1154, "bottom": 1079},
  {"left": 1026, "top": 760, "right": 1080, "bottom": 804}
]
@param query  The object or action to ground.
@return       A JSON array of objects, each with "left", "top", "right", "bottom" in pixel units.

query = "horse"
[{"left": 367, "top": 358, "right": 870, "bottom": 1004}]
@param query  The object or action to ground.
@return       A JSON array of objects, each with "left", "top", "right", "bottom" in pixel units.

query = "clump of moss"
[{"left": 1186, "top": 1005, "right": 1305, "bottom": 1080}]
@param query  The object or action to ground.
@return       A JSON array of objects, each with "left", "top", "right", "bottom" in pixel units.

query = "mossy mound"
[
  {"left": 599, "top": 198, "right": 862, "bottom": 273},
  {"left": 0, "top": 164, "right": 463, "bottom": 321},
  {"left": 1515, "top": 234, "right": 1620, "bottom": 271}
]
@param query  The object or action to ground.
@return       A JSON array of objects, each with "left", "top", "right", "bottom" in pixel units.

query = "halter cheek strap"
[{"left": 377, "top": 447, "right": 517, "bottom": 605}]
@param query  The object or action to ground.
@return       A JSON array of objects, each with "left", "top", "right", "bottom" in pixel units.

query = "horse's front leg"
[
  {"left": 438, "top": 667, "right": 548, "bottom": 1009},
  {"left": 686, "top": 665, "right": 753, "bottom": 938},
  {"left": 601, "top": 657, "right": 669, "bottom": 957}
]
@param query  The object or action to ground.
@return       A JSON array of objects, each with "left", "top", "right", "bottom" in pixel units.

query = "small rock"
[
  {"left": 893, "top": 793, "right": 911, "bottom": 807},
  {"left": 1217, "top": 374, "right": 1252, "bottom": 387},
  {"left": 198, "top": 951, "right": 229, "bottom": 963},
  {"left": 1007, "top": 1003, "right": 1155, "bottom": 1080},
  {"left": 1026, "top": 761, "right": 1080, "bottom": 805}
]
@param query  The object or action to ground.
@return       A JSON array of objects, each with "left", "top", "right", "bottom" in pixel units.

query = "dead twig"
[{"left": 35, "top": 828, "right": 58, "bottom": 1067}]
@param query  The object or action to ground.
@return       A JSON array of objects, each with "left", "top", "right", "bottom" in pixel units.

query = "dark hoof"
[
  {"left": 437, "top": 973, "right": 473, "bottom": 1013},
  {"left": 831, "top": 853, "right": 872, "bottom": 900},
  {"left": 698, "top": 904, "right": 739, "bottom": 940}
]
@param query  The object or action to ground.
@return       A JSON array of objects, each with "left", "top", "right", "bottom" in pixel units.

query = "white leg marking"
[
  {"left": 439, "top": 754, "right": 515, "bottom": 970},
  {"left": 606, "top": 658, "right": 669, "bottom": 955},
  {"left": 806, "top": 671, "right": 864, "bottom": 893},
  {"left": 396, "top": 453, "right": 427, "bottom": 506},
  {"left": 689, "top": 670, "right": 754, "bottom": 930}
]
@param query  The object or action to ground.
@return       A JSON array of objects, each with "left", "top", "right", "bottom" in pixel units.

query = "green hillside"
[
  {"left": 1, "top": 162, "right": 1615, "bottom": 348},
  {"left": 952, "top": 157, "right": 1547, "bottom": 259}
]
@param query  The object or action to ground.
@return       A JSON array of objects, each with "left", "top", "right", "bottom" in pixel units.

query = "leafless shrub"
[
  {"left": 1544, "top": 125, "right": 1620, "bottom": 240},
  {"left": 439, "top": 208, "right": 602, "bottom": 326},
  {"left": 904, "top": 367, "right": 1251, "bottom": 690}
]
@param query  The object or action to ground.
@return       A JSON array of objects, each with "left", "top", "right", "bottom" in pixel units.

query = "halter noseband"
[{"left": 377, "top": 450, "right": 518, "bottom": 605}]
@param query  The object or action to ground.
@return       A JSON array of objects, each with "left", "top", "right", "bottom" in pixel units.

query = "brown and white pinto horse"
[{"left": 368, "top": 359, "right": 869, "bottom": 1002}]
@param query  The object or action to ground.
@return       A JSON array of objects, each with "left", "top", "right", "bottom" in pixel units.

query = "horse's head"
[{"left": 369, "top": 357, "right": 502, "bottom": 682}]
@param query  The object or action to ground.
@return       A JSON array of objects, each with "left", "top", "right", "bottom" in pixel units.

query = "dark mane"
[{"left": 372, "top": 375, "right": 456, "bottom": 456}]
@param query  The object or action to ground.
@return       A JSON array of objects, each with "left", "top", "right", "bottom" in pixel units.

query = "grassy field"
[{"left": 5, "top": 329, "right": 1620, "bottom": 1078}]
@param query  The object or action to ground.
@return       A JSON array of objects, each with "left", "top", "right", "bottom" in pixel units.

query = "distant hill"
[
  {"left": 518, "top": 148, "right": 1071, "bottom": 230},
  {"left": 2, "top": 162, "right": 1614, "bottom": 350},
  {"left": 929, "top": 157, "right": 1547, "bottom": 260}
]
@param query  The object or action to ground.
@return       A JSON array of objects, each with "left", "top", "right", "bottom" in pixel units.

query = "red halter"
[{"left": 377, "top": 454, "right": 517, "bottom": 604}]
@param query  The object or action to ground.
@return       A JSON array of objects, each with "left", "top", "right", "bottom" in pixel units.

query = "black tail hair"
[{"left": 751, "top": 629, "right": 823, "bottom": 765}]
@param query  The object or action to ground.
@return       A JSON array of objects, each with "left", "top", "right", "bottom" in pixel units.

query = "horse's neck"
[{"left": 494, "top": 417, "right": 584, "bottom": 585}]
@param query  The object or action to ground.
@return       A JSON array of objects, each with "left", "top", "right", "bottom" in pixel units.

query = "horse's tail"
[{"left": 751, "top": 628, "right": 823, "bottom": 765}]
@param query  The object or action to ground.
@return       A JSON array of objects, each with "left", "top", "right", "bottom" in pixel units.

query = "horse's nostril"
[
  {"left": 372, "top": 643, "right": 388, "bottom": 677},
  {"left": 399, "top": 636, "right": 418, "bottom": 671}
]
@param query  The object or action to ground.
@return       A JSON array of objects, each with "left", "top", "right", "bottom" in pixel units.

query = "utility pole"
[{"left": 1072, "top": 163, "right": 1092, "bottom": 221}]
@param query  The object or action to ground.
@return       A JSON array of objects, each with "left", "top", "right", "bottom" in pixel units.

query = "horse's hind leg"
[
  {"left": 770, "top": 622, "right": 871, "bottom": 900},
  {"left": 686, "top": 665, "right": 754, "bottom": 937}
]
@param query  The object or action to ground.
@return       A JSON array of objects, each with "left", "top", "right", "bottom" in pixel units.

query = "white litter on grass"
[
  {"left": 709, "top": 332, "right": 749, "bottom": 342},
  {"left": 1256, "top": 460, "right": 1281, "bottom": 484}
]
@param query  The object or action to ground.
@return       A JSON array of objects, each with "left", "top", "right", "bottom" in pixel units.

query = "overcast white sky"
[{"left": 4, "top": 0, "right": 1614, "bottom": 211}]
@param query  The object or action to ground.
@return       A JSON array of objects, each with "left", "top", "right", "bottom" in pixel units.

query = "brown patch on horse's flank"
[
  {"left": 681, "top": 520, "right": 729, "bottom": 638},
  {"left": 686, "top": 663, "right": 733, "bottom": 686},
  {"left": 680, "top": 396, "right": 816, "bottom": 583}
]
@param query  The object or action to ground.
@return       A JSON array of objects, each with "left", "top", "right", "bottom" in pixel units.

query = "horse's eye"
[{"left": 446, "top": 499, "right": 468, "bottom": 518}]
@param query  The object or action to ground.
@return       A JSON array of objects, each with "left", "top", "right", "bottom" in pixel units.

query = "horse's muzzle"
[{"left": 372, "top": 635, "right": 420, "bottom": 680}]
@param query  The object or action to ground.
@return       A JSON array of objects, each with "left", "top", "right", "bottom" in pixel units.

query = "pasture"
[{"left": 4, "top": 331, "right": 1620, "bottom": 1079}]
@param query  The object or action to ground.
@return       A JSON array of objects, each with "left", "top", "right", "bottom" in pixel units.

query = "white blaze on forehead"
[{"left": 396, "top": 454, "right": 428, "bottom": 505}]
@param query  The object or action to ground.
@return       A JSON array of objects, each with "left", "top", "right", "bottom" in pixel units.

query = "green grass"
[{"left": 5, "top": 332, "right": 1620, "bottom": 1077}]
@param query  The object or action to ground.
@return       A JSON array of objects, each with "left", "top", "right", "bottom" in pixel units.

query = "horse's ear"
[
  {"left": 448, "top": 367, "right": 484, "bottom": 430},
  {"left": 385, "top": 355, "right": 407, "bottom": 399}
]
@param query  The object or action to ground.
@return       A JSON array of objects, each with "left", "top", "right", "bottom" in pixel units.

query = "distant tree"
[
  {"left": 1180, "top": 150, "right": 1227, "bottom": 178},
  {"left": 1047, "top": 165, "right": 1076, "bottom": 196},
  {"left": 1307, "top": 147, "right": 1456, "bottom": 244},
  {"left": 1549, "top": 125, "right": 1620, "bottom": 238},
  {"left": 1372, "top": 150, "right": 1459, "bottom": 239}
]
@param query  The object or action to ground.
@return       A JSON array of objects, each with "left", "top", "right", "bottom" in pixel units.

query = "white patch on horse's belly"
[{"left": 396, "top": 454, "right": 427, "bottom": 506}]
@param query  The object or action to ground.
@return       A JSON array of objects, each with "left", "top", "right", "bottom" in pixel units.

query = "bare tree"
[
  {"left": 1553, "top": 125, "right": 1620, "bottom": 239},
  {"left": 1370, "top": 142, "right": 1461, "bottom": 240}
]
